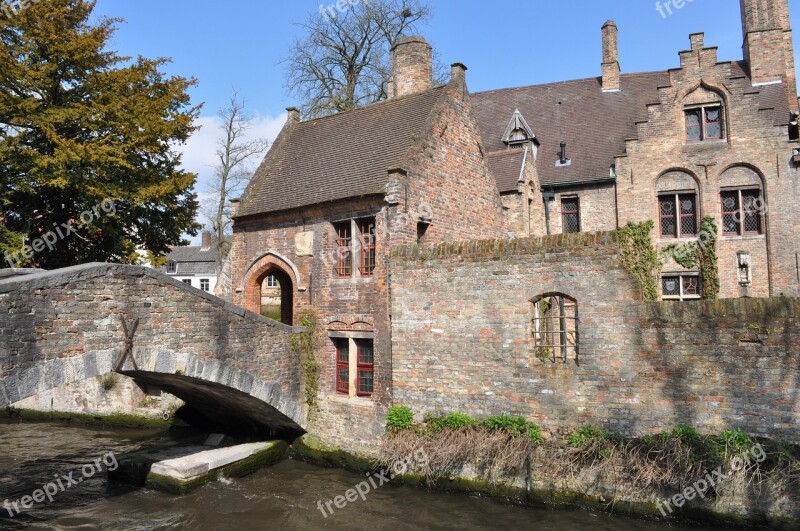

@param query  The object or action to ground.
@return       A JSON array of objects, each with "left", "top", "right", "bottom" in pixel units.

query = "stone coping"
[{"left": 0, "top": 262, "right": 303, "bottom": 333}]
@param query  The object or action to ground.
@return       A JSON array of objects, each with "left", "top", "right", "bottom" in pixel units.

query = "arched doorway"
[
  {"left": 256, "top": 268, "right": 293, "bottom": 325},
  {"left": 256, "top": 267, "right": 294, "bottom": 325}
]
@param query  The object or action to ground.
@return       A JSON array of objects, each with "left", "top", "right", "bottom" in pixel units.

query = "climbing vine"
[
  {"left": 291, "top": 313, "right": 321, "bottom": 411},
  {"left": 663, "top": 217, "right": 720, "bottom": 300},
  {"left": 615, "top": 221, "right": 662, "bottom": 302}
]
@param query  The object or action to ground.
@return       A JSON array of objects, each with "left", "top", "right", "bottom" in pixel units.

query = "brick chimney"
[
  {"left": 740, "top": 0, "right": 797, "bottom": 109},
  {"left": 601, "top": 20, "right": 620, "bottom": 92},
  {"left": 389, "top": 36, "right": 433, "bottom": 99},
  {"left": 201, "top": 231, "right": 214, "bottom": 249}
]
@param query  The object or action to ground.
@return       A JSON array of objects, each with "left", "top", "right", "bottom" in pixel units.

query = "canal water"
[{"left": 0, "top": 420, "right": 739, "bottom": 530}]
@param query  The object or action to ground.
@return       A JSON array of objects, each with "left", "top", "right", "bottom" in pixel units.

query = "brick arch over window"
[
  {"left": 679, "top": 83, "right": 729, "bottom": 142},
  {"left": 718, "top": 164, "right": 765, "bottom": 189},
  {"left": 655, "top": 170, "right": 701, "bottom": 239},
  {"left": 530, "top": 293, "right": 579, "bottom": 364},
  {"left": 718, "top": 165, "right": 767, "bottom": 236},
  {"left": 241, "top": 253, "right": 300, "bottom": 325}
]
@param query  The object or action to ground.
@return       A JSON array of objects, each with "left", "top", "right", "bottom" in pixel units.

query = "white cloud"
[{"left": 175, "top": 111, "right": 287, "bottom": 244}]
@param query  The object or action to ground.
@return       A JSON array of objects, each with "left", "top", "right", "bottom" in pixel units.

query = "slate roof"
[
  {"left": 237, "top": 86, "right": 448, "bottom": 217},
  {"left": 474, "top": 62, "right": 791, "bottom": 191},
  {"left": 162, "top": 246, "right": 218, "bottom": 276},
  {"left": 486, "top": 150, "right": 526, "bottom": 193}
]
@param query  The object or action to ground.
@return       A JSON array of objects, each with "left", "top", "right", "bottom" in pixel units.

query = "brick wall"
[{"left": 390, "top": 232, "right": 800, "bottom": 442}]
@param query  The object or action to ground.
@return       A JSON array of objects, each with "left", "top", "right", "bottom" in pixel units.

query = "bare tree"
[
  {"left": 284, "top": 0, "right": 440, "bottom": 118},
  {"left": 202, "top": 91, "right": 268, "bottom": 269}
]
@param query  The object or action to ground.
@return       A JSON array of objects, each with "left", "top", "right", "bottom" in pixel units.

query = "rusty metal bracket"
[{"left": 114, "top": 316, "right": 140, "bottom": 372}]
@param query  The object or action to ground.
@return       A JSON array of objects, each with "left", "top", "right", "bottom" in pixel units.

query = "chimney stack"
[
  {"left": 389, "top": 36, "right": 433, "bottom": 99},
  {"left": 286, "top": 107, "right": 301, "bottom": 124},
  {"left": 601, "top": 20, "right": 620, "bottom": 92},
  {"left": 740, "top": 0, "right": 796, "bottom": 109}
]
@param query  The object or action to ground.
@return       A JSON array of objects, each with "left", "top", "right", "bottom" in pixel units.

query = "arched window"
[
  {"left": 682, "top": 85, "right": 726, "bottom": 142},
  {"left": 531, "top": 293, "right": 578, "bottom": 363},
  {"left": 656, "top": 171, "right": 699, "bottom": 239},
  {"left": 719, "top": 166, "right": 765, "bottom": 236}
]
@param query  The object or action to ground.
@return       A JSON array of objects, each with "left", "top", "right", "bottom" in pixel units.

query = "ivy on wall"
[
  {"left": 615, "top": 221, "right": 662, "bottom": 302},
  {"left": 291, "top": 313, "right": 320, "bottom": 411},
  {"left": 663, "top": 217, "right": 720, "bottom": 300}
]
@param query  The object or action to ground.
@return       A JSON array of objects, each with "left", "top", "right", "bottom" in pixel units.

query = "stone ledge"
[
  {"left": 390, "top": 231, "right": 616, "bottom": 260},
  {"left": 0, "top": 263, "right": 304, "bottom": 333}
]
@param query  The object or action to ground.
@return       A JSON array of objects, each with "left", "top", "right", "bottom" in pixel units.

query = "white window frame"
[
  {"left": 661, "top": 273, "right": 701, "bottom": 301},
  {"left": 200, "top": 279, "right": 210, "bottom": 292}
]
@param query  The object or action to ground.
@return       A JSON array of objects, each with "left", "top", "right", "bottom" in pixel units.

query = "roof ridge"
[{"left": 471, "top": 69, "right": 668, "bottom": 97}]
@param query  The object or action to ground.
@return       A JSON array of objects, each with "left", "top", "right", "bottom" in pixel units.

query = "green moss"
[
  {"left": 146, "top": 441, "right": 289, "bottom": 495},
  {"left": 5, "top": 407, "right": 175, "bottom": 429},
  {"left": 289, "top": 435, "right": 377, "bottom": 473}
]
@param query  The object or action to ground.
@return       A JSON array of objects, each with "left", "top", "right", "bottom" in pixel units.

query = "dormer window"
[
  {"left": 502, "top": 109, "right": 538, "bottom": 150},
  {"left": 166, "top": 261, "right": 177, "bottom": 274},
  {"left": 685, "top": 104, "right": 723, "bottom": 141}
]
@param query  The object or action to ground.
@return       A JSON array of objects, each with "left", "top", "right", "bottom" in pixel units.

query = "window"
[
  {"left": 265, "top": 274, "right": 279, "bottom": 288},
  {"left": 358, "top": 218, "right": 376, "bottom": 276},
  {"left": 334, "top": 337, "right": 374, "bottom": 398},
  {"left": 356, "top": 339, "right": 374, "bottom": 397},
  {"left": 685, "top": 105, "right": 723, "bottom": 142},
  {"left": 659, "top": 193, "right": 697, "bottom": 238},
  {"left": 334, "top": 222, "right": 353, "bottom": 277},
  {"left": 662, "top": 274, "right": 701, "bottom": 300},
  {"left": 561, "top": 197, "right": 580, "bottom": 234},
  {"left": 166, "top": 261, "right": 177, "bottom": 274},
  {"left": 721, "top": 189, "right": 763, "bottom": 236},
  {"left": 531, "top": 294, "right": 578, "bottom": 363},
  {"left": 335, "top": 339, "right": 350, "bottom": 395},
  {"left": 200, "top": 279, "right": 210, "bottom": 292},
  {"left": 417, "top": 222, "right": 429, "bottom": 244},
  {"left": 182, "top": 279, "right": 192, "bottom": 286}
]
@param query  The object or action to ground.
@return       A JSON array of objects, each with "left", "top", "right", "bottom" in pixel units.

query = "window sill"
[
  {"left": 721, "top": 234, "right": 766, "bottom": 241},
  {"left": 330, "top": 277, "right": 376, "bottom": 286},
  {"left": 682, "top": 140, "right": 728, "bottom": 152},
  {"left": 326, "top": 394, "right": 375, "bottom": 407}
]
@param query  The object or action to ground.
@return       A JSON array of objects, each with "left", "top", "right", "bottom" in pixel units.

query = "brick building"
[{"left": 230, "top": 1, "right": 800, "bottom": 446}]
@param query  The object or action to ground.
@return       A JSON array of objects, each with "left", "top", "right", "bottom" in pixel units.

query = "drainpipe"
[{"left": 542, "top": 190, "right": 555, "bottom": 235}]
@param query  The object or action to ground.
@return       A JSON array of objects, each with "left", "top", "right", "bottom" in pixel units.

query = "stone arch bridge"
[{"left": 0, "top": 264, "right": 307, "bottom": 438}]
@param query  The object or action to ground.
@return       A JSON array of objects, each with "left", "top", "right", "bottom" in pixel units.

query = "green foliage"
[
  {"left": 567, "top": 424, "right": 610, "bottom": 448},
  {"left": 100, "top": 373, "right": 119, "bottom": 391},
  {"left": 661, "top": 425, "right": 702, "bottom": 443},
  {"left": 615, "top": 221, "right": 662, "bottom": 301},
  {"left": 426, "top": 412, "right": 477, "bottom": 431},
  {"left": 0, "top": 0, "right": 202, "bottom": 269},
  {"left": 386, "top": 406, "right": 414, "bottom": 432},
  {"left": 663, "top": 217, "right": 720, "bottom": 299},
  {"left": 484, "top": 414, "right": 544, "bottom": 444},
  {"left": 291, "top": 314, "right": 320, "bottom": 410}
]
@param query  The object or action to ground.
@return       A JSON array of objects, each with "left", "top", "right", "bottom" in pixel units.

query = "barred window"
[
  {"left": 531, "top": 294, "right": 578, "bottom": 363},
  {"left": 721, "top": 189, "right": 763, "bottom": 236},
  {"left": 561, "top": 197, "right": 580, "bottom": 234},
  {"left": 662, "top": 274, "right": 701, "bottom": 301},
  {"left": 659, "top": 193, "right": 697, "bottom": 238},
  {"left": 358, "top": 218, "right": 376, "bottom": 276},
  {"left": 334, "top": 222, "right": 352, "bottom": 277},
  {"left": 686, "top": 105, "right": 724, "bottom": 142}
]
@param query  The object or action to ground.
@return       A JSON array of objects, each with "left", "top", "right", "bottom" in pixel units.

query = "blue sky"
[{"left": 89, "top": 0, "right": 800, "bottom": 238}]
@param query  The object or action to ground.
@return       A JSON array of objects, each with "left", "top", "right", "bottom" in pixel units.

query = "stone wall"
[{"left": 390, "top": 232, "right": 800, "bottom": 442}]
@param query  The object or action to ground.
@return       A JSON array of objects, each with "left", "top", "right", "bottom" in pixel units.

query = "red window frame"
[
  {"left": 685, "top": 105, "right": 723, "bottom": 142},
  {"left": 704, "top": 107, "right": 723, "bottom": 140},
  {"left": 335, "top": 339, "right": 349, "bottom": 395},
  {"left": 659, "top": 193, "right": 697, "bottom": 238},
  {"left": 561, "top": 197, "right": 580, "bottom": 234},
  {"left": 355, "top": 339, "right": 374, "bottom": 398},
  {"left": 721, "top": 189, "right": 763, "bottom": 236},
  {"left": 334, "top": 222, "right": 352, "bottom": 278},
  {"left": 358, "top": 218, "right": 376, "bottom": 276}
]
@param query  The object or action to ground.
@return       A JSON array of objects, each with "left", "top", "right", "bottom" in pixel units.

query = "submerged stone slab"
[{"left": 145, "top": 440, "right": 288, "bottom": 494}]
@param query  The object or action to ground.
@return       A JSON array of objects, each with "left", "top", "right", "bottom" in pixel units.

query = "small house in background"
[{"left": 162, "top": 232, "right": 219, "bottom": 293}]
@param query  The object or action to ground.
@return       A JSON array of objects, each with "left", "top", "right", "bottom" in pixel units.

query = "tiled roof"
[
  {"left": 473, "top": 63, "right": 791, "bottom": 189},
  {"left": 237, "top": 86, "right": 448, "bottom": 217},
  {"left": 486, "top": 150, "right": 526, "bottom": 193},
  {"left": 472, "top": 72, "right": 669, "bottom": 188},
  {"left": 162, "top": 246, "right": 218, "bottom": 276}
]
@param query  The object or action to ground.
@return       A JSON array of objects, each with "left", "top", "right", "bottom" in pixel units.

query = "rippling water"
[{"left": 0, "top": 419, "right": 738, "bottom": 530}]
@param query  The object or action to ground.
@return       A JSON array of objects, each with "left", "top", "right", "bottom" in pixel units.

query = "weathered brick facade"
[
  {"left": 227, "top": 2, "right": 800, "bottom": 452},
  {"left": 391, "top": 234, "right": 800, "bottom": 442}
]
